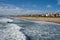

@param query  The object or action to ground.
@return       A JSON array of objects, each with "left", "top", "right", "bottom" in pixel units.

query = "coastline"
[{"left": 11, "top": 17, "right": 60, "bottom": 24}]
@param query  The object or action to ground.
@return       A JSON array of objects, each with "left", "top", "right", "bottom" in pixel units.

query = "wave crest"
[
  {"left": 0, "top": 24, "right": 26, "bottom": 40},
  {"left": 0, "top": 18, "right": 13, "bottom": 23}
]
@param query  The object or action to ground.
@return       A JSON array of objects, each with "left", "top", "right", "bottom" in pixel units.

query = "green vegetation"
[{"left": 20, "top": 13, "right": 60, "bottom": 18}]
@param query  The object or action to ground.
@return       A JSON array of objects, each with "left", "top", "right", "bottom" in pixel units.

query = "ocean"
[{"left": 0, "top": 17, "right": 60, "bottom": 40}]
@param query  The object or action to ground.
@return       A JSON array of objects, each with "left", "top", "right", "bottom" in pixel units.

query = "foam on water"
[
  {"left": 0, "top": 18, "right": 60, "bottom": 40},
  {"left": 29, "top": 20, "right": 60, "bottom": 25},
  {"left": 0, "top": 18, "right": 26, "bottom": 40},
  {"left": 16, "top": 19, "right": 60, "bottom": 40},
  {"left": 0, "top": 18, "right": 13, "bottom": 23},
  {"left": 18, "top": 18, "right": 60, "bottom": 25},
  {"left": 0, "top": 24, "right": 26, "bottom": 40}
]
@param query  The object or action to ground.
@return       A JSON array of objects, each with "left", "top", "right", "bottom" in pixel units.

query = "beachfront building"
[
  {"left": 58, "top": 13, "right": 60, "bottom": 16},
  {"left": 46, "top": 14, "right": 51, "bottom": 17},
  {"left": 41, "top": 14, "right": 46, "bottom": 17},
  {"left": 46, "top": 14, "right": 48, "bottom": 16},
  {"left": 45, "top": 12, "right": 60, "bottom": 17}
]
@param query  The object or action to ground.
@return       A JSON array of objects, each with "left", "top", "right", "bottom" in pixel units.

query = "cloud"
[
  {"left": 46, "top": 5, "right": 52, "bottom": 8},
  {"left": 0, "top": 4, "right": 44, "bottom": 15},
  {"left": 0, "top": 4, "right": 24, "bottom": 15},
  {"left": 23, "top": 10, "right": 43, "bottom": 14},
  {"left": 0, "top": 4, "right": 57, "bottom": 15},
  {"left": 57, "top": 0, "right": 60, "bottom": 5}
]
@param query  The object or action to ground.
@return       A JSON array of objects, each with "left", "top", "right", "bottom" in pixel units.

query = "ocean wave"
[
  {"left": 0, "top": 18, "right": 60, "bottom": 40},
  {"left": 0, "top": 18, "right": 13, "bottom": 23},
  {"left": 0, "top": 24, "right": 26, "bottom": 40}
]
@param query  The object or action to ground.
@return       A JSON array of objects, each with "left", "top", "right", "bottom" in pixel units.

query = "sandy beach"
[{"left": 11, "top": 16, "right": 60, "bottom": 24}]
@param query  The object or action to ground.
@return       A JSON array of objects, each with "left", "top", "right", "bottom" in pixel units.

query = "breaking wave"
[
  {"left": 0, "top": 18, "right": 13, "bottom": 23},
  {"left": 0, "top": 18, "right": 26, "bottom": 40}
]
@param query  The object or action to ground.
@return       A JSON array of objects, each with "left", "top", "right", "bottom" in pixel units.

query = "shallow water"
[{"left": 0, "top": 17, "right": 60, "bottom": 40}]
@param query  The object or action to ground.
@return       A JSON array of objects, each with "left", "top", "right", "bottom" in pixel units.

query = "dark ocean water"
[{"left": 0, "top": 17, "right": 60, "bottom": 40}]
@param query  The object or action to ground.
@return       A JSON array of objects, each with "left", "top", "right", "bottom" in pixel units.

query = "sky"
[{"left": 0, "top": 0, "right": 60, "bottom": 15}]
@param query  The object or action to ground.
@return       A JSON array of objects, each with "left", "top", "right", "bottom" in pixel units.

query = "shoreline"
[{"left": 11, "top": 17, "right": 60, "bottom": 24}]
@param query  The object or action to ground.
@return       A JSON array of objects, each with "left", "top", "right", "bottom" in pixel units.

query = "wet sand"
[{"left": 11, "top": 17, "right": 60, "bottom": 24}]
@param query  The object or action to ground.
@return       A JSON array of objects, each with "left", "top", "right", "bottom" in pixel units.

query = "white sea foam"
[
  {"left": 30, "top": 21, "right": 60, "bottom": 25},
  {"left": 0, "top": 18, "right": 13, "bottom": 23},
  {"left": 0, "top": 24, "right": 26, "bottom": 40},
  {"left": 18, "top": 18, "right": 60, "bottom": 25}
]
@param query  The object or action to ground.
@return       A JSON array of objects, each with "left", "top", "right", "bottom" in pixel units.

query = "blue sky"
[{"left": 0, "top": 0, "right": 60, "bottom": 15}]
